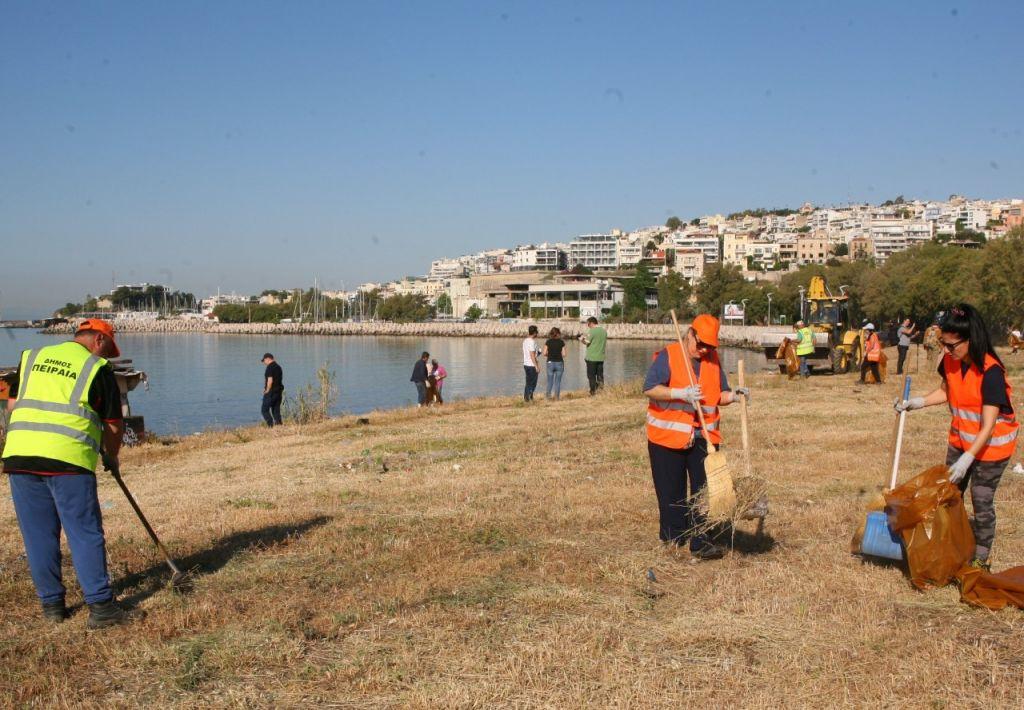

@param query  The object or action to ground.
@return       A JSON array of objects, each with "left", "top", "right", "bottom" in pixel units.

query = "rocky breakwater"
[{"left": 43, "top": 319, "right": 772, "bottom": 347}]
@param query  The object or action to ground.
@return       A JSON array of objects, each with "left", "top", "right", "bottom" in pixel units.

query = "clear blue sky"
[{"left": 2, "top": 0, "right": 1022, "bottom": 317}]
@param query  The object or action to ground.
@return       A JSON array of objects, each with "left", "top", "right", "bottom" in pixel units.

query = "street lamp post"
[
  {"left": 741, "top": 298, "right": 749, "bottom": 327},
  {"left": 798, "top": 286, "right": 807, "bottom": 322},
  {"left": 767, "top": 293, "right": 773, "bottom": 325}
]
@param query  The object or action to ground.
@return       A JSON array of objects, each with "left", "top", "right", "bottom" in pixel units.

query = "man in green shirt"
[{"left": 580, "top": 316, "right": 608, "bottom": 394}]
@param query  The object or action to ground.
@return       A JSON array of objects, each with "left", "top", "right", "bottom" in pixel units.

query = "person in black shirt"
[
  {"left": 410, "top": 351, "right": 429, "bottom": 407},
  {"left": 261, "top": 353, "right": 284, "bottom": 426},
  {"left": 543, "top": 327, "right": 566, "bottom": 400}
]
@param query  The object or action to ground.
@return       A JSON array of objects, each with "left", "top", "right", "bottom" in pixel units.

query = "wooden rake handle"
[{"left": 669, "top": 310, "right": 715, "bottom": 451}]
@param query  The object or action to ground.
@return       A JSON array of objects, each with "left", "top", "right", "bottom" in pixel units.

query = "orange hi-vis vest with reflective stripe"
[
  {"left": 865, "top": 332, "right": 882, "bottom": 362},
  {"left": 646, "top": 342, "right": 722, "bottom": 449},
  {"left": 944, "top": 352, "right": 1018, "bottom": 462}
]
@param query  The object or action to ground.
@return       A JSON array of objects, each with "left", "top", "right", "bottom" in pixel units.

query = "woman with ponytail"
[{"left": 894, "top": 303, "right": 1018, "bottom": 570}]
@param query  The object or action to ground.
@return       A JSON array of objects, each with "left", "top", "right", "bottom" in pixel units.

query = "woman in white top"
[{"left": 522, "top": 325, "right": 540, "bottom": 401}]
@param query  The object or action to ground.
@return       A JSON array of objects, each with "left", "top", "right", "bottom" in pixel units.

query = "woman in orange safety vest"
[
  {"left": 859, "top": 323, "right": 882, "bottom": 384},
  {"left": 895, "top": 304, "right": 1018, "bottom": 570},
  {"left": 643, "top": 314, "right": 749, "bottom": 560}
]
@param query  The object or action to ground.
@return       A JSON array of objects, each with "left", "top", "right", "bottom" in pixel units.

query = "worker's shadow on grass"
[
  {"left": 718, "top": 521, "right": 776, "bottom": 555},
  {"left": 110, "top": 515, "right": 332, "bottom": 607}
]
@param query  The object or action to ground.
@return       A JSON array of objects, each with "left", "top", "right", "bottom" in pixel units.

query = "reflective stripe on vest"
[
  {"left": 646, "top": 342, "right": 722, "bottom": 448},
  {"left": 4, "top": 421, "right": 101, "bottom": 452},
  {"left": 944, "top": 352, "right": 1019, "bottom": 462},
  {"left": 2, "top": 342, "right": 107, "bottom": 471}
]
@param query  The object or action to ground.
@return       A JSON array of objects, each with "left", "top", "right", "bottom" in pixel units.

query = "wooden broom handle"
[{"left": 670, "top": 310, "right": 715, "bottom": 451}]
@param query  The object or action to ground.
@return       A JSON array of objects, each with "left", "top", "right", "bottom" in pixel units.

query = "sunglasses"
[{"left": 941, "top": 338, "right": 966, "bottom": 351}]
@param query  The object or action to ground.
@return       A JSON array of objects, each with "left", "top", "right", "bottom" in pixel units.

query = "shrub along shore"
[{"left": 2, "top": 349, "right": 1024, "bottom": 704}]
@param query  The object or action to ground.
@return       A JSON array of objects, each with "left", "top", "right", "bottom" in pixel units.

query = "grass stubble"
[{"left": 2, "top": 346, "right": 1024, "bottom": 707}]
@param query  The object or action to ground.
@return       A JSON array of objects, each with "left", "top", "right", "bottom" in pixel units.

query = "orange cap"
[
  {"left": 691, "top": 313, "right": 720, "bottom": 348},
  {"left": 75, "top": 318, "right": 121, "bottom": 357}
]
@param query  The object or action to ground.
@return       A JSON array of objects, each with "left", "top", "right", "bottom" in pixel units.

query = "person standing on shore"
[
  {"left": 411, "top": 352, "right": 430, "bottom": 407},
  {"left": 793, "top": 320, "right": 814, "bottom": 378},
  {"left": 579, "top": 317, "right": 607, "bottom": 395},
  {"left": 897, "top": 318, "right": 918, "bottom": 375},
  {"left": 2, "top": 318, "right": 142, "bottom": 627},
  {"left": 642, "top": 314, "right": 749, "bottom": 560},
  {"left": 429, "top": 358, "right": 447, "bottom": 405},
  {"left": 523, "top": 326, "right": 540, "bottom": 401},
  {"left": 543, "top": 327, "right": 566, "bottom": 400},
  {"left": 859, "top": 324, "right": 882, "bottom": 384},
  {"left": 261, "top": 353, "right": 284, "bottom": 426},
  {"left": 894, "top": 304, "right": 1017, "bottom": 570}
]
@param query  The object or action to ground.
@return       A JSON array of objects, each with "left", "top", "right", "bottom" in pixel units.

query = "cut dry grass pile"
[{"left": 4, "top": 346, "right": 1024, "bottom": 706}]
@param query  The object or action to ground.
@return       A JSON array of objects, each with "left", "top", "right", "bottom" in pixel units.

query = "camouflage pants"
[{"left": 946, "top": 446, "right": 1010, "bottom": 561}]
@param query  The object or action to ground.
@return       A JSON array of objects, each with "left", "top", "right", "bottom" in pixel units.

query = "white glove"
[
  {"left": 670, "top": 385, "right": 703, "bottom": 404},
  {"left": 893, "top": 396, "right": 925, "bottom": 413},
  {"left": 733, "top": 387, "right": 750, "bottom": 401},
  {"left": 948, "top": 452, "right": 975, "bottom": 484}
]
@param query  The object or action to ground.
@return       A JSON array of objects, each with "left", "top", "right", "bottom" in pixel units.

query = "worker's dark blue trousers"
[
  {"left": 648, "top": 439, "right": 711, "bottom": 552},
  {"left": 8, "top": 473, "right": 112, "bottom": 605}
]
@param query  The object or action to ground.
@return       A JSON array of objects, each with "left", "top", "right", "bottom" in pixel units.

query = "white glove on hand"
[
  {"left": 948, "top": 452, "right": 975, "bottom": 484},
  {"left": 670, "top": 385, "right": 703, "bottom": 404},
  {"left": 734, "top": 387, "right": 750, "bottom": 401},
  {"left": 893, "top": 396, "right": 925, "bottom": 413}
]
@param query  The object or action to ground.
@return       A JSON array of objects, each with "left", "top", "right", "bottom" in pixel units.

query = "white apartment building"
[
  {"left": 526, "top": 280, "right": 623, "bottom": 320},
  {"left": 668, "top": 232, "right": 720, "bottom": 263},
  {"left": 868, "top": 219, "right": 933, "bottom": 262},
  {"left": 429, "top": 258, "right": 467, "bottom": 281},
  {"left": 568, "top": 234, "right": 619, "bottom": 270},
  {"left": 510, "top": 243, "right": 566, "bottom": 271},
  {"left": 617, "top": 240, "right": 644, "bottom": 267},
  {"left": 957, "top": 204, "right": 989, "bottom": 231}
]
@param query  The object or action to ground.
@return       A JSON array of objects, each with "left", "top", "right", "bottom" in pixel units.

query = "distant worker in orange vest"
[
  {"left": 642, "top": 314, "right": 749, "bottom": 560},
  {"left": 895, "top": 303, "right": 1018, "bottom": 570},
  {"left": 859, "top": 323, "right": 882, "bottom": 384}
]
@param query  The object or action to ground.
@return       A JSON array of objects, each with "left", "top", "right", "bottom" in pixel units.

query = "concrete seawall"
[{"left": 43, "top": 319, "right": 780, "bottom": 348}]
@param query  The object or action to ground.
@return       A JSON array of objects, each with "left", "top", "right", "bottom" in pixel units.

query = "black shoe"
[
  {"left": 691, "top": 543, "right": 727, "bottom": 561},
  {"left": 41, "top": 600, "right": 68, "bottom": 624},
  {"left": 87, "top": 600, "right": 144, "bottom": 629}
]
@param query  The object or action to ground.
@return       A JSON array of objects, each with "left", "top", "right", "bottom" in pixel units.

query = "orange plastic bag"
[
  {"left": 883, "top": 465, "right": 974, "bottom": 590},
  {"left": 958, "top": 565, "right": 1024, "bottom": 610}
]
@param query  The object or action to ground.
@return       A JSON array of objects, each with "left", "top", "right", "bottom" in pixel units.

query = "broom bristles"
[{"left": 705, "top": 451, "right": 737, "bottom": 521}]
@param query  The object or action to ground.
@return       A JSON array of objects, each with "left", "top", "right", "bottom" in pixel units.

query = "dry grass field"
[{"left": 4, "top": 346, "right": 1024, "bottom": 707}]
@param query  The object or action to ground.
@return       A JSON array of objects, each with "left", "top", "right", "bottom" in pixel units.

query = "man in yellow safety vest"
[
  {"left": 3, "top": 319, "right": 141, "bottom": 627},
  {"left": 793, "top": 320, "right": 814, "bottom": 378}
]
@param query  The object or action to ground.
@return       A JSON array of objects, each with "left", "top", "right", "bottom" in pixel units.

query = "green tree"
[
  {"left": 832, "top": 243, "right": 849, "bottom": 257},
  {"left": 656, "top": 271, "right": 692, "bottom": 317},
  {"left": 464, "top": 304, "right": 483, "bottom": 320},
  {"left": 519, "top": 299, "right": 530, "bottom": 318},
  {"left": 435, "top": 293, "right": 452, "bottom": 315},
  {"left": 568, "top": 264, "right": 593, "bottom": 275},
  {"left": 665, "top": 216, "right": 683, "bottom": 230},
  {"left": 623, "top": 263, "right": 656, "bottom": 320},
  {"left": 378, "top": 294, "right": 434, "bottom": 323}
]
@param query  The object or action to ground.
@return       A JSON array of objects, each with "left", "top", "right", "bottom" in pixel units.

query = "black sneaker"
[
  {"left": 87, "top": 600, "right": 144, "bottom": 629},
  {"left": 41, "top": 600, "right": 68, "bottom": 624},
  {"left": 692, "top": 543, "right": 727, "bottom": 561}
]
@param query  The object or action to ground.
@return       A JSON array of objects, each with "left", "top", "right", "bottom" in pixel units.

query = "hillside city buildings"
[{"left": 70, "top": 195, "right": 1023, "bottom": 322}]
